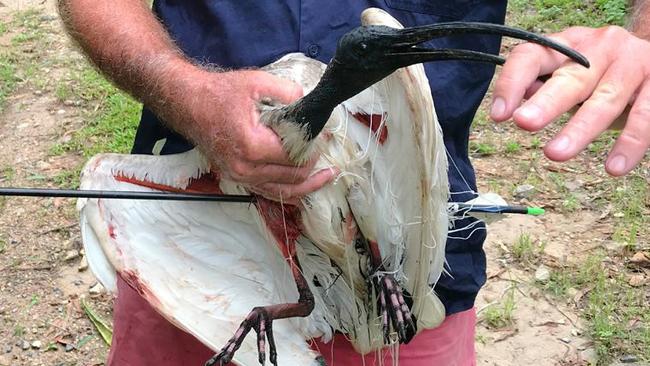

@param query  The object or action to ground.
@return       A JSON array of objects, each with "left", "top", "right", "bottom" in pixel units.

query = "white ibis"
[{"left": 76, "top": 8, "right": 588, "bottom": 366}]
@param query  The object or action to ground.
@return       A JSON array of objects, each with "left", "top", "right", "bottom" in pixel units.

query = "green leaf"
[{"left": 81, "top": 297, "right": 113, "bottom": 346}]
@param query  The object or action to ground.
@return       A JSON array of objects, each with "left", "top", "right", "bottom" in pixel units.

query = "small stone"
[
  {"left": 57, "top": 109, "right": 66, "bottom": 115},
  {"left": 534, "top": 264, "right": 551, "bottom": 283},
  {"left": 514, "top": 184, "right": 536, "bottom": 200},
  {"left": 20, "top": 341, "right": 29, "bottom": 351},
  {"left": 564, "top": 179, "right": 582, "bottom": 192},
  {"left": 40, "top": 15, "right": 58, "bottom": 22},
  {"left": 64, "top": 344, "right": 75, "bottom": 352},
  {"left": 620, "top": 354, "right": 639, "bottom": 363},
  {"left": 628, "top": 274, "right": 646, "bottom": 287},
  {"left": 78, "top": 256, "right": 88, "bottom": 272},
  {"left": 571, "top": 329, "right": 582, "bottom": 337},
  {"left": 613, "top": 212, "right": 625, "bottom": 218},
  {"left": 89, "top": 282, "right": 105, "bottom": 295},
  {"left": 30, "top": 341, "right": 41, "bottom": 349},
  {"left": 73, "top": 279, "right": 83, "bottom": 286},
  {"left": 580, "top": 348, "right": 598, "bottom": 365},
  {"left": 4, "top": 345, "right": 12, "bottom": 353},
  {"left": 630, "top": 252, "right": 650, "bottom": 268},
  {"left": 559, "top": 337, "right": 571, "bottom": 344},
  {"left": 602, "top": 240, "right": 627, "bottom": 254},
  {"left": 17, "top": 123, "right": 29, "bottom": 130},
  {"left": 63, "top": 100, "right": 74, "bottom": 106},
  {"left": 482, "top": 293, "right": 496, "bottom": 303},
  {"left": 59, "top": 134, "right": 72, "bottom": 144},
  {"left": 64, "top": 250, "right": 79, "bottom": 262},
  {"left": 33, "top": 90, "right": 43, "bottom": 96}
]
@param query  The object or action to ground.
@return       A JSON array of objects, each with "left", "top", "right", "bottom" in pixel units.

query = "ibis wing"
[{"left": 77, "top": 150, "right": 323, "bottom": 366}]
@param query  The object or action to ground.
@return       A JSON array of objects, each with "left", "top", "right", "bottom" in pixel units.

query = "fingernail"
[
  {"left": 490, "top": 97, "right": 506, "bottom": 119},
  {"left": 546, "top": 135, "right": 571, "bottom": 152},
  {"left": 514, "top": 104, "right": 542, "bottom": 122},
  {"left": 607, "top": 154, "right": 627, "bottom": 174}
]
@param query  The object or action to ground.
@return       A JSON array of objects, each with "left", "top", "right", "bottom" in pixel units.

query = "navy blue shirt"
[{"left": 133, "top": 0, "right": 507, "bottom": 316}]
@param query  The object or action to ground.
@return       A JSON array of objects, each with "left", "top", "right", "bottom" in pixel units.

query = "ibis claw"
[
  {"left": 374, "top": 274, "right": 417, "bottom": 345},
  {"left": 205, "top": 307, "right": 277, "bottom": 366}
]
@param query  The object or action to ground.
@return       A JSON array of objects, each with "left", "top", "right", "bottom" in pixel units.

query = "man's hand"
[
  {"left": 490, "top": 25, "right": 650, "bottom": 176},
  {"left": 59, "top": 0, "right": 334, "bottom": 203},
  {"left": 182, "top": 69, "right": 335, "bottom": 203}
]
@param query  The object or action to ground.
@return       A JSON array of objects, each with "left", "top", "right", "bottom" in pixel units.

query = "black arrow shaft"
[{"left": 0, "top": 187, "right": 255, "bottom": 203}]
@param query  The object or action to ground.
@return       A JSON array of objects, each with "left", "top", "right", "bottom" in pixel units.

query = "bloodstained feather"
[
  {"left": 353, "top": 113, "right": 388, "bottom": 144},
  {"left": 114, "top": 171, "right": 224, "bottom": 194}
]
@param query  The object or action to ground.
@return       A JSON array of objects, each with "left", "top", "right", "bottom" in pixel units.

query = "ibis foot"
[
  {"left": 205, "top": 307, "right": 277, "bottom": 366},
  {"left": 373, "top": 274, "right": 417, "bottom": 344}
]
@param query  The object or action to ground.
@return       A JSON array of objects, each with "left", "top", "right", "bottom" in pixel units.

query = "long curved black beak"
[{"left": 384, "top": 22, "right": 590, "bottom": 68}]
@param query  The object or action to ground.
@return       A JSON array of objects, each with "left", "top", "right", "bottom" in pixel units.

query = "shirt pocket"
[{"left": 384, "top": 0, "right": 482, "bottom": 20}]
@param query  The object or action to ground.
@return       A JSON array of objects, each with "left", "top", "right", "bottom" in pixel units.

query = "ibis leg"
[
  {"left": 367, "top": 240, "right": 417, "bottom": 344},
  {"left": 205, "top": 255, "right": 315, "bottom": 366}
]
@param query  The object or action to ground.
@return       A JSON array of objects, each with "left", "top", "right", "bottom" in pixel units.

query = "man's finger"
[
  {"left": 254, "top": 168, "right": 337, "bottom": 202},
  {"left": 227, "top": 161, "right": 317, "bottom": 185},
  {"left": 512, "top": 57, "right": 603, "bottom": 132},
  {"left": 245, "top": 128, "right": 320, "bottom": 167},
  {"left": 544, "top": 63, "right": 644, "bottom": 161},
  {"left": 251, "top": 71, "right": 304, "bottom": 105},
  {"left": 605, "top": 81, "right": 650, "bottom": 176},
  {"left": 491, "top": 38, "right": 571, "bottom": 122}
]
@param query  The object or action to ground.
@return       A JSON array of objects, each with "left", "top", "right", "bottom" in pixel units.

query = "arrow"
[{"left": 0, "top": 187, "right": 544, "bottom": 216}]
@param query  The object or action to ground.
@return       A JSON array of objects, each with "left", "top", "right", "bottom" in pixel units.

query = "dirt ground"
[{"left": 0, "top": 1, "right": 647, "bottom": 366}]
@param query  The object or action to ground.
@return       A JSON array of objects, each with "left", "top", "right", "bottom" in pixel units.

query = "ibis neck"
[{"left": 282, "top": 60, "right": 374, "bottom": 140}]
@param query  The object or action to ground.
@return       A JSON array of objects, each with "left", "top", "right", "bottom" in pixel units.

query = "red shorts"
[{"left": 108, "top": 276, "right": 476, "bottom": 366}]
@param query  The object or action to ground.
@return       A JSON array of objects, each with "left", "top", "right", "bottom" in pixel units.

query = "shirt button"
[{"left": 307, "top": 44, "right": 320, "bottom": 57}]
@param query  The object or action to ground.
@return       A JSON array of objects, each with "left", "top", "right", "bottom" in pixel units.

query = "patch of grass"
[
  {"left": 0, "top": 55, "right": 18, "bottom": 110},
  {"left": 530, "top": 136, "right": 542, "bottom": 149},
  {"left": 588, "top": 130, "right": 619, "bottom": 155},
  {"left": 13, "top": 8, "right": 44, "bottom": 30},
  {"left": 472, "top": 108, "right": 491, "bottom": 127},
  {"left": 470, "top": 141, "right": 497, "bottom": 156},
  {"left": 28, "top": 294, "right": 39, "bottom": 310},
  {"left": 51, "top": 166, "right": 82, "bottom": 189},
  {"left": 561, "top": 193, "right": 581, "bottom": 212},
  {"left": 544, "top": 269, "right": 573, "bottom": 297},
  {"left": 504, "top": 141, "right": 521, "bottom": 154},
  {"left": 11, "top": 31, "right": 40, "bottom": 45},
  {"left": 511, "top": 233, "right": 544, "bottom": 264},
  {"left": 509, "top": 0, "right": 629, "bottom": 33},
  {"left": 1, "top": 166, "right": 15, "bottom": 182},
  {"left": 55, "top": 82, "right": 72, "bottom": 102},
  {"left": 52, "top": 68, "right": 141, "bottom": 157},
  {"left": 10, "top": 9, "right": 48, "bottom": 46},
  {"left": 610, "top": 174, "right": 648, "bottom": 247},
  {"left": 482, "top": 286, "right": 517, "bottom": 329},
  {"left": 544, "top": 255, "right": 649, "bottom": 364},
  {"left": 13, "top": 324, "right": 25, "bottom": 337}
]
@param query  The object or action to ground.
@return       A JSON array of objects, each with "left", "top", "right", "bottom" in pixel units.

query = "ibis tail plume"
[{"left": 76, "top": 8, "right": 588, "bottom": 366}]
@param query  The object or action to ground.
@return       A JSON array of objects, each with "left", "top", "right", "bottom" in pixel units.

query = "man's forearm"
[
  {"left": 58, "top": 0, "right": 202, "bottom": 137},
  {"left": 629, "top": 0, "right": 650, "bottom": 38}
]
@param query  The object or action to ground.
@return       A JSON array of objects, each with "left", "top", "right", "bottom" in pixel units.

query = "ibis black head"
[
  {"left": 329, "top": 22, "right": 589, "bottom": 100},
  {"left": 279, "top": 22, "right": 589, "bottom": 149}
]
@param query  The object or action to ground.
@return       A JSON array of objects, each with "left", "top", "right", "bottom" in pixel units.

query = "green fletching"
[{"left": 527, "top": 207, "right": 545, "bottom": 216}]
